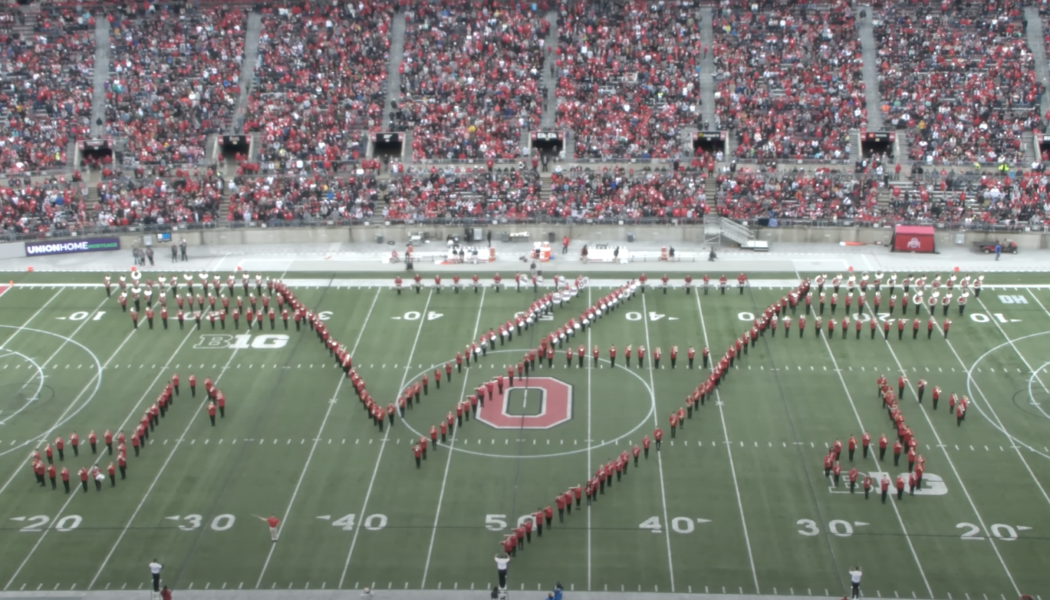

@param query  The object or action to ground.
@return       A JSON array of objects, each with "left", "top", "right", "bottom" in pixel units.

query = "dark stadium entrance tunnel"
[
  {"left": 532, "top": 136, "right": 563, "bottom": 157},
  {"left": 861, "top": 131, "right": 895, "bottom": 159},
  {"left": 373, "top": 132, "right": 404, "bottom": 162},
  {"left": 80, "top": 140, "right": 112, "bottom": 166},
  {"left": 693, "top": 131, "right": 725, "bottom": 155},
  {"left": 220, "top": 135, "right": 251, "bottom": 161}
]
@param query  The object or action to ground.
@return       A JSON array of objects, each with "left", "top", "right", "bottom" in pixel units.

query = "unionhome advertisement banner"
[{"left": 24, "top": 237, "right": 121, "bottom": 257}]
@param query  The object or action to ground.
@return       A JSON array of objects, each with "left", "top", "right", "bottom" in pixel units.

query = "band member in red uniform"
[
  {"left": 207, "top": 401, "right": 217, "bottom": 426},
  {"left": 847, "top": 435, "right": 856, "bottom": 461},
  {"left": 832, "top": 461, "right": 842, "bottom": 487},
  {"left": 653, "top": 347, "right": 662, "bottom": 369},
  {"left": 117, "top": 452, "right": 127, "bottom": 479},
  {"left": 823, "top": 453, "right": 833, "bottom": 477},
  {"left": 931, "top": 386, "right": 940, "bottom": 410},
  {"left": 878, "top": 434, "right": 887, "bottom": 460},
  {"left": 632, "top": 444, "right": 641, "bottom": 466},
  {"left": 669, "top": 413, "right": 678, "bottom": 438},
  {"left": 893, "top": 440, "right": 902, "bottom": 466},
  {"left": 832, "top": 439, "right": 842, "bottom": 460},
  {"left": 863, "top": 475, "right": 872, "bottom": 499},
  {"left": 653, "top": 427, "right": 663, "bottom": 451},
  {"left": 171, "top": 373, "right": 180, "bottom": 396},
  {"left": 896, "top": 475, "right": 905, "bottom": 500},
  {"left": 848, "top": 467, "right": 858, "bottom": 493},
  {"left": 79, "top": 467, "right": 89, "bottom": 493},
  {"left": 861, "top": 432, "right": 870, "bottom": 459},
  {"left": 943, "top": 318, "right": 951, "bottom": 338},
  {"left": 642, "top": 434, "right": 651, "bottom": 458},
  {"left": 88, "top": 431, "right": 97, "bottom": 454},
  {"left": 60, "top": 466, "right": 70, "bottom": 493},
  {"left": 608, "top": 345, "right": 617, "bottom": 368},
  {"left": 669, "top": 346, "right": 677, "bottom": 369},
  {"left": 898, "top": 375, "right": 907, "bottom": 399},
  {"left": 701, "top": 346, "right": 709, "bottom": 368}
]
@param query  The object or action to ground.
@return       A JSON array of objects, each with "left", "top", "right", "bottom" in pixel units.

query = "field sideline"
[{"left": 0, "top": 270, "right": 1047, "bottom": 598}]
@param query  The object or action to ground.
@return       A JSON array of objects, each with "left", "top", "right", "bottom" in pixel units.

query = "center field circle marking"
[
  {"left": 964, "top": 330, "right": 1050, "bottom": 460},
  {"left": 395, "top": 348, "right": 656, "bottom": 459},
  {"left": 0, "top": 325, "right": 103, "bottom": 457},
  {"left": 0, "top": 350, "right": 48, "bottom": 423},
  {"left": 1024, "top": 361, "right": 1050, "bottom": 422}
]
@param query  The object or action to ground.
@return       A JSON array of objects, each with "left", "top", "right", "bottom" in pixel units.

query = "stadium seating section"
[{"left": 3, "top": 0, "right": 1050, "bottom": 234}]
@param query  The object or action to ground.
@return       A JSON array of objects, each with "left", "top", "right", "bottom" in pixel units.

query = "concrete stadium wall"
[{"left": 7, "top": 225, "right": 1048, "bottom": 259}]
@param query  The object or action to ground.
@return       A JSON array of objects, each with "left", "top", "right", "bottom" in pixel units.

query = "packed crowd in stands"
[
  {"left": 247, "top": 0, "right": 391, "bottom": 168},
  {"left": 0, "top": 176, "right": 88, "bottom": 235},
  {"left": 382, "top": 166, "right": 542, "bottom": 220},
  {"left": 556, "top": 0, "right": 701, "bottom": 160},
  {"left": 0, "top": 7, "right": 94, "bottom": 174},
  {"left": 94, "top": 170, "right": 223, "bottom": 226},
  {"left": 890, "top": 168, "right": 1049, "bottom": 226},
  {"left": 711, "top": 166, "right": 880, "bottom": 221},
  {"left": 549, "top": 166, "right": 707, "bottom": 219},
  {"left": 390, "top": 0, "right": 548, "bottom": 161},
  {"left": 712, "top": 0, "right": 865, "bottom": 161},
  {"left": 6, "top": 0, "right": 1050, "bottom": 232},
  {"left": 225, "top": 172, "right": 379, "bottom": 223},
  {"left": 105, "top": 6, "right": 247, "bottom": 166},
  {"left": 875, "top": 0, "right": 1041, "bottom": 165}
]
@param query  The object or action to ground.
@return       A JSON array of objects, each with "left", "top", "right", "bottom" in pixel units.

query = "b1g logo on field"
[
  {"left": 194, "top": 334, "right": 289, "bottom": 350},
  {"left": 476, "top": 377, "right": 573, "bottom": 430}
]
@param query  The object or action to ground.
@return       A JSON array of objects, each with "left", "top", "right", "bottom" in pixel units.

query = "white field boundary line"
[
  {"left": 810, "top": 301, "right": 935, "bottom": 598},
  {"left": 639, "top": 293, "right": 676, "bottom": 593},
  {"left": 944, "top": 295, "right": 1050, "bottom": 509},
  {"left": 586, "top": 287, "right": 593, "bottom": 591},
  {"left": 0, "top": 295, "right": 135, "bottom": 499},
  {"left": 419, "top": 287, "right": 488, "bottom": 587},
  {"left": 0, "top": 294, "right": 111, "bottom": 426},
  {"left": 856, "top": 301, "right": 1021, "bottom": 594},
  {"left": 17, "top": 280, "right": 1050, "bottom": 291},
  {"left": 254, "top": 287, "right": 383, "bottom": 587},
  {"left": 692, "top": 292, "right": 760, "bottom": 594},
  {"left": 337, "top": 290, "right": 434, "bottom": 589},
  {"left": 0, "top": 288, "right": 63, "bottom": 350},
  {"left": 7, "top": 309, "right": 218, "bottom": 590}
]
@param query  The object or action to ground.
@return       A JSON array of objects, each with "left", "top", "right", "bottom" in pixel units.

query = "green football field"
[{"left": 0, "top": 269, "right": 1048, "bottom": 598}]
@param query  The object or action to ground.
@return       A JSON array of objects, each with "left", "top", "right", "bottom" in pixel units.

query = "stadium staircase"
[
  {"left": 855, "top": 5, "right": 884, "bottom": 132},
  {"left": 539, "top": 10, "right": 558, "bottom": 130},
  {"left": 227, "top": 12, "right": 263, "bottom": 136},
  {"left": 1024, "top": 6, "right": 1050, "bottom": 119},
  {"left": 381, "top": 11, "right": 407, "bottom": 131},
  {"left": 704, "top": 215, "right": 754, "bottom": 247},
  {"left": 91, "top": 15, "right": 110, "bottom": 138},
  {"left": 698, "top": 7, "right": 717, "bottom": 131},
  {"left": 895, "top": 134, "right": 909, "bottom": 165}
]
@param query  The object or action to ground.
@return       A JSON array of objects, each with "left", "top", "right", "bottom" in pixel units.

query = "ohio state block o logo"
[{"left": 476, "top": 377, "right": 573, "bottom": 430}]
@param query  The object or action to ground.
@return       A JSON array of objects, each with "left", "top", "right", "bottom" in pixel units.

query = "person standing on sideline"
[
  {"left": 160, "top": 586, "right": 172, "bottom": 600},
  {"left": 179, "top": 238, "right": 188, "bottom": 261},
  {"left": 494, "top": 552, "right": 510, "bottom": 589},
  {"left": 148, "top": 559, "right": 163, "bottom": 592},
  {"left": 259, "top": 514, "right": 280, "bottom": 541},
  {"left": 994, "top": 242, "right": 1001, "bottom": 261},
  {"left": 849, "top": 566, "right": 862, "bottom": 599},
  {"left": 171, "top": 245, "right": 178, "bottom": 263}
]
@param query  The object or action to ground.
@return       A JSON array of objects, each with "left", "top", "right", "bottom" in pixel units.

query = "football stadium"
[{"left": 1, "top": 0, "right": 1050, "bottom": 599}]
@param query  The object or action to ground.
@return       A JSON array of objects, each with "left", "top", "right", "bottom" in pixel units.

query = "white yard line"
[
  {"left": 10, "top": 309, "right": 218, "bottom": 591},
  {"left": 82, "top": 318, "right": 238, "bottom": 591},
  {"left": 338, "top": 290, "right": 434, "bottom": 589},
  {"left": 254, "top": 288, "right": 382, "bottom": 588},
  {"left": 856, "top": 301, "right": 1020, "bottom": 594},
  {"left": 811, "top": 307, "right": 934, "bottom": 598},
  {"left": 0, "top": 288, "right": 63, "bottom": 349},
  {"left": 639, "top": 294, "right": 675, "bottom": 593},
  {"left": 420, "top": 287, "right": 487, "bottom": 588},
  {"left": 692, "top": 292, "right": 760, "bottom": 594},
  {"left": 586, "top": 287, "right": 593, "bottom": 591}
]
